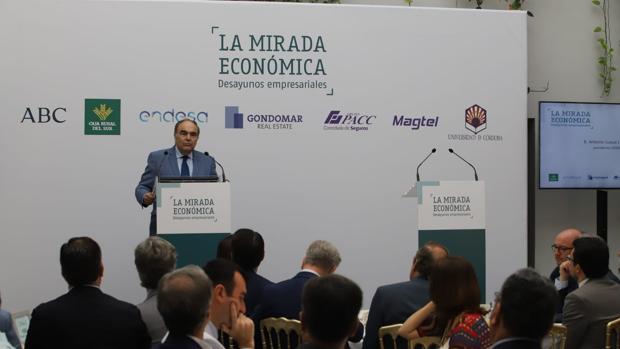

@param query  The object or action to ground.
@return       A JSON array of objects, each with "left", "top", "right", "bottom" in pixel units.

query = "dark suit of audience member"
[
  {"left": 563, "top": 237, "right": 620, "bottom": 349},
  {"left": 230, "top": 229, "right": 273, "bottom": 317},
  {"left": 135, "top": 237, "right": 178, "bottom": 343},
  {"left": 253, "top": 241, "right": 361, "bottom": 349},
  {"left": 298, "top": 275, "right": 362, "bottom": 349},
  {"left": 488, "top": 269, "right": 558, "bottom": 349},
  {"left": 25, "top": 237, "right": 150, "bottom": 349},
  {"left": 550, "top": 266, "right": 620, "bottom": 321},
  {"left": 362, "top": 242, "right": 448, "bottom": 349}
]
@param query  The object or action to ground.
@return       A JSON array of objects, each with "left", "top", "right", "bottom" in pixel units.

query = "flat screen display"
[{"left": 539, "top": 101, "right": 620, "bottom": 189}]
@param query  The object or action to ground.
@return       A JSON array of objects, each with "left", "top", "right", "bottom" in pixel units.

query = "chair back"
[
  {"left": 408, "top": 336, "right": 441, "bottom": 349},
  {"left": 548, "top": 323, "right": 567, "bottom": 349},
  {"left": 260, "top": 317, "right": 302, "bottom": 349},
  {"left": 378, "top": 324, "right": 440, "bottom": 349},
  {"left": 606, "top": 316, "right": 620, "bottom": 349}
]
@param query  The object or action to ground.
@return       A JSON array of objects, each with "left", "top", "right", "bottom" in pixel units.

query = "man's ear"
[
  {"left": 99, "top": 262, "right": 104, "bottom": 278},
  {"left": 490, "top": 302, "right": 502, "bottom": 327},
  {"left": 213, "top": 284, "right": 227, "bottom": 303}
]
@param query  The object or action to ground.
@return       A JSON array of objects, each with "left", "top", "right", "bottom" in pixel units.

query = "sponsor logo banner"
[
  {"left": 139, "top": 109, "right": 208, "bottom": 123},
  {"left": 225, "top": 106, "right": 302, "bottom": 130},
  {"left": 85, "top": 99, "right": 121, "bottom": 135},
  {"left": 323, "top": 110, "right": 376, "bottom": 132}
]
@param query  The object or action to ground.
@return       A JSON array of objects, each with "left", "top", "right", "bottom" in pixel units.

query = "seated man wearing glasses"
[{"left": 550, "top": 228, "right": 620, "bottom": 322}]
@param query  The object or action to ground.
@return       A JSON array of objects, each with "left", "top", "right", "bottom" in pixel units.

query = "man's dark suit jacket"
[
  {"left": 242, "top": 269, "right": 273, "bottom": 318},
  {"left": 253, "top": 271, "right": 316, "bottom": 322},
  {"left": 253, "top": 271, "right": 362, "bottom": 349},
  {"left": 550, "top": 266, "right": 620, "bottom": 321},
  {"left": 25, "top": 286, "right": 151, "bottom": 349},
  {"left": 152, "top": 335, "right": 202, "bottom": 349},
  {"left": 490, "top": 338, "right": 542, "bottom": 349},
  {"left": 362, "top": 277, "right": 430, "bottom": 349}
]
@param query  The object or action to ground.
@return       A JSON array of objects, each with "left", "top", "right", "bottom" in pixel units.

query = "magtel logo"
[
  {"left": 225, "top": 106, "right": 244, "bottom": 129},
  {"left": 139, "top": 109, "right": 208, "bottom": 123},
  {"left": 392, "top": 115, "right": 439, "bottom": 130},
  {"left": 323, "top": 110, "right": 375, "bottom": 132}
]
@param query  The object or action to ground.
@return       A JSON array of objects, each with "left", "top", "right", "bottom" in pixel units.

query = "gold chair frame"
[
  {"left": 378, "top": 324, "right": 440, "bottom": 349},
  {"left": 260, "top": 317, "right": 302, "bottom": 349},
  {"left": 548, "top": 323, "right": 567, "bottom": 349},
  {"left": 605, "top": 316, "right": 620, "bottom": 349}
]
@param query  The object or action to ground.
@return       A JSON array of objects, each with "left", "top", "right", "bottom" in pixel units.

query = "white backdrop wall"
[
  {"left": 341, "top": 0, "right": 620, "bottom": 291},
  {"left": 0, "top": 0, "right": 526, "bottom": 310}
]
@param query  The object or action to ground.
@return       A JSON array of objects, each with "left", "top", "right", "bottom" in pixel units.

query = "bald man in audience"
[
  {"left": 362, "top": 242, "right": 448, "bottom": 349},
  {"left": 549, "top": 228, "right": 582, "bottom": 320}
]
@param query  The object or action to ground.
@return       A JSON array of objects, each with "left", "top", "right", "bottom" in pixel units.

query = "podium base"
[{"left": 158, "top": 233, "right": 230, "bottom": 267}]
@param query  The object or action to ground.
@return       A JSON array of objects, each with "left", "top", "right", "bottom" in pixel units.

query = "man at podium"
[{"left": 135, "top": 119, "right": 217, "bottom": 235}]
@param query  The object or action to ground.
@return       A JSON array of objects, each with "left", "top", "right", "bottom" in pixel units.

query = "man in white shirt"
[{"left": 203, "top": 259, "right": 255, "bottom": 349}]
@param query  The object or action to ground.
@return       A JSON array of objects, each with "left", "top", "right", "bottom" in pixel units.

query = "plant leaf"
[
  {"left": 594, "top": 26, "right": 602, "bottom": 32},
  {"left": 592, "top": 0, "right": 601, "bottom": 5}
]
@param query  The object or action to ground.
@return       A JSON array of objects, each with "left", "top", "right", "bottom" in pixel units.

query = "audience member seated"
[
  {"left": 203, "top": 259, "right": 255, "bottom": 349},
  {"left": 563, "top": 236, "right": 620, "bottom": 349},
  {"left": 398, "top": 256, "right": 490, "bottom": 349},
  {"left": 550, "top": 228, "right": 620, "bottom": 322},
  {"left": 362, "top": 242, "right": 448, "bottom": 349},
  {"left": 217, "top": 234, "right": 234, "bottom": 260},
  {"left": 231, "top": 229, "right": 273, "bottom": 317},
  {"left": 0, "top": 290, "right": 21, "bottom": 349},
  {"left": 489, "top": 268, "right": 558, "bottom": 349},
  {"left": 299, "top": 274, "right": 363, "bottom": 349},
  {"left": 135, "top": 236, "right": 177, "bottom": 343},
  {"left": 253, "top": 240, "right": 341, "bottom": 322},
  {"left": 253, "top": 240, "right": 362, "bottom": 348},
  {"left": 25, "top": 236, "right": 150, "bottom": 349},
  {"left": 155, "top": 265, "right": 213, "bottom": 349}
]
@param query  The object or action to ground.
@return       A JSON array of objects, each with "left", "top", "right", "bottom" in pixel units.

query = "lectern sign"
[{"left": 157, "top": 182, "right": 231, "bottom": 234}]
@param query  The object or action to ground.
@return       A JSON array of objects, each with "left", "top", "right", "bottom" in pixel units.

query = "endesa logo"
[
  {"left": 139, "top": 109, "right": 208, "bottom": 123},
  {"left": 323, "top": 110, "right": 376, "bottom": 132}
]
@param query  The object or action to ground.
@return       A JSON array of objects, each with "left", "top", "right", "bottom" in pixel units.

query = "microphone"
[
  {"left": 448, "top": 148, "right": 479, "bottom": 181},
  {"left": 204, "top": 152, "right": 227, "bottom": 182},
  {"left": 416, "top": 148, "right": 436, "bottom": 181}
]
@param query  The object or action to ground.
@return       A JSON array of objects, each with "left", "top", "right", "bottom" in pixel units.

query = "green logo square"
[
  {"left": 84, "top": 99, "right": 121, "bottom": 135},
  {"left": 548, "top": 173, "right": 559, "bottom": 182}
]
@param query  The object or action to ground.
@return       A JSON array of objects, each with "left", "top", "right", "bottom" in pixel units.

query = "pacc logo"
[
  {"left": 21, "top": 107, "right": 66, "bottom": 123},
  {"left": 139, "top": 109, "right": 208, "bottom": 123},
  {"left": 323, "top": 110, "right": 376, "bottom": 132}
]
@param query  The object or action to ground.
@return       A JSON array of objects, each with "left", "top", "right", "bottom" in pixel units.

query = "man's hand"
[
  {"left": 143, "top": 192, "right": 155, "bottom": 206},
  {"left": 222, "top": 302, "right": 254, "bottom": 348},
  {"left": 559, "top": 260, "right": 571, "bottom": 281}
]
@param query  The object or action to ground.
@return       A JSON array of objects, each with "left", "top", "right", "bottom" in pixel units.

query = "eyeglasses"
[
  {"left": 566, "top": 255, "right": 575, "bottom": 264},
  {"left": 551, "top": 244, "right": 573, "bottom": 253}
]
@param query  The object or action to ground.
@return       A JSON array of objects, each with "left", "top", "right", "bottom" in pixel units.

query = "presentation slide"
[{"left": 540, "top": 102, "right": 620, "bottom": 188}]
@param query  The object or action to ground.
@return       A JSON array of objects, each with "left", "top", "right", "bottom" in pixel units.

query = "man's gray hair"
[
  {"left": 304, "top": 240, "right": 341, "bottom": 271},
  {"left": 135, "top": 237, "right": 177, "bottom": 289},
  {"left": 158, "top": 265, "right": 212, "bottom": 336}
]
